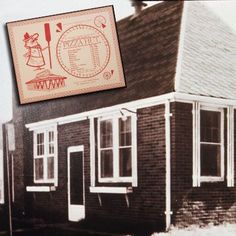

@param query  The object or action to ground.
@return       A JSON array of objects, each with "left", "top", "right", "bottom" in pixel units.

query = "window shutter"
[
  {"left": 192, "top": 101, "right": 200, "bottom": 187},
  {"left": 227, "top": 106, "right": 234, "bottom": 187}
]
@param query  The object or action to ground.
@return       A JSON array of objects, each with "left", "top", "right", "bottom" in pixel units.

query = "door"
[{"left": 68, "top": 146, "right": 85, "bottom": 222}]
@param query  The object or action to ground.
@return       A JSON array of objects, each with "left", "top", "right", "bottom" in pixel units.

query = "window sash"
[
  {"left": 199, "top": 107, "right": 224, "bottom": 182},
  {"left": 33, "top": 127, "right": 57, "bottom": 184},
  {"left": 98, "top": 115, "right": 135, "bottom": 183}
]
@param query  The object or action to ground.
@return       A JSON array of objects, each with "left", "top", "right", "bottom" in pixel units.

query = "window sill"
[
  {"left": 89, "top": 186, "right": 133, "bottom": 194},
  {"left": 200, "top": 177, "right": 224, "bottom": 182},
  {"left": 98, "top": 178, "right": 133, "bottom": 183},
  {"left": 26, "top": 186, "right": 56, "bottom": 192}
]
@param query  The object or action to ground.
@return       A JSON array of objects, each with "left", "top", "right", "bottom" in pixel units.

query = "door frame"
[{"left": 67, "top": 145, "right": 85, "bottom": 222}]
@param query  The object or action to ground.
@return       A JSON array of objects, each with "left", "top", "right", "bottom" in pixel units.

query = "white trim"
[
  {"left": 68, "top": 146, "right": 84, "bottom": 153},
  {"left": 26, "top": 186, "right": 56, "bottom": 192},
  {"left": 174, "top": 92, "right": 236, "bottom": 106},
  {"left": 192, "top": 102, "right": 225, "bottom": 187},
  {"left": 25, "top": 92, "right": 236, "bottom": 131},
  {"left": 227, "top": 106, "right": 235, "bottom": 187},
  {"left": 67, "top": 146, "right": 85, "bottom": 222},
  {"left": 33, "top": 125, "right": 58, "bottom": 186},
  {"left": 192, "top": 101, "right": 201, "bottom": 187},
  {"left": 200, "top": 176, "right": 224, "bottom": 182},
  {"left": 97, "top": 113, "right": 137, "bottom": 185},
  {"left": 199, "top": 107, "right": 224, "bottom": 182},
  {"left": 0, "top": 150, "right": 4, "bottom": 204},
  {"left": 25, "top": 92, "right": 175, "bottom": 129},
  {"left": 165, "top": 101, "right": 172, "bottom": 231},
  {"left": 132, "top": 115, "right": 138, "bottom": 187},
  {"left": 174, "top": 1, "right": 188, "bottom": 92},
  {"left": 89, "top": 118, "right": 96, "bottom": 187},
  {"left": 192, "top": 102, "right": 198, "bottom": 187},
  {"left": 193, "top": 104, "right": 225, "bottom": 185},
  {"left": 89, "top": 186, "right": 133, "bottom": 194}
]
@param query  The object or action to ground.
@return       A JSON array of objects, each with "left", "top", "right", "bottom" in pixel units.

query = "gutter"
[{"left": 165, "top": 100, "right": 172, "bottom": 231}]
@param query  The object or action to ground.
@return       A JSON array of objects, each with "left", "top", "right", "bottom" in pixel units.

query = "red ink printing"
[
  {"left": 23, "top": 32, "right": 46, "bottom": 70},
  {"left": 26, "top": 69, "right": 67, "bottom": 91}
]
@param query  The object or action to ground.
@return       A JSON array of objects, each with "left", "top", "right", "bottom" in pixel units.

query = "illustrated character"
[{"left": 23, "top": 32, "right": 47, "bottom": 70}]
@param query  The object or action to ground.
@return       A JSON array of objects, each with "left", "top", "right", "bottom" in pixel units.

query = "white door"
[{"left": 68, "top": 146, "right": 85, "bottom": 222}]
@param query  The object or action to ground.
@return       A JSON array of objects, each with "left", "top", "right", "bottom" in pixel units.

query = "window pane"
[
  {"left": 35, "top": 158, "right": 44, "bottom": 180},
  {"left": 119, "top": 117, "right": 131, "bottom": 146},
  {"left": 100, "top": 120, "right": 113, "bottom": 148},
  {"left": 101, "top": 150, "right": 113, "bottom": 178},
  {"left": 47, "top": 157, "right": 54, "bottom": 179},
  {"left": 201, "top": 144, "right": 221, "bottom": 176},
  {"left": 37, "top": 133, "right": 44, "bottom": 156},
  {"left": 49, "top": 143, "right": 54, "bottom": 154},
  {"left": 37, "top": 144, "right": 44, "bottom": 156},
  {"left": 37, "top": 133, "right": 44, "bottom": 144},
  {"left": 119, "top": 148, "right": 132, "bottom": 177},
  {"left": 49, "top": 131, "right": 54, "bottom": 142},
  {"left": 200, "top": 110, "right": 221, "bottom": 143}
]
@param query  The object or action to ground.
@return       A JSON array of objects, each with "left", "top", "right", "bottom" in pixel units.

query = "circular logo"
[
  {"left": 103, "top": 71, "right": 112, "bottom": 80},
  {"left": 56, "top": 25, "right": 110, "bottom": 78}
]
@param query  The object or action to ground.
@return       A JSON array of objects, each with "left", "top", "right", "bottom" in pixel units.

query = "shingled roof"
[
  {"left": 15, "top": 1, "right": 183, "bottom": 123},
  {"left": 176, "top": 2, "right": 236, "bottom": 99}
]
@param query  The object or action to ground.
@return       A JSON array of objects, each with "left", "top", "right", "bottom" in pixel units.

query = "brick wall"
[
  {"left": 23, "top": 120, "right": 89, "bottom": 222},
  {"left": 21, "top": 104, "right": 166, "bottom": 229},
  {"left": 85, "top": 105, "right": 166, "bottom": 228},
  {"left": 171, "top": 102, "right": 236, "bottom": 227}
]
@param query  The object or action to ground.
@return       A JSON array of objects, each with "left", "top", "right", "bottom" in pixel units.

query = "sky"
[{"left": 0, "top": 0, "right": 236, "bottom": 122}]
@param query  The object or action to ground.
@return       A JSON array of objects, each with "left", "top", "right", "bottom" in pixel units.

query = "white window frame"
[
  {"left": 0, "top": 150, "right": 4, "bottom": 204},
  {"left": 194, "top": 105, "right": 225, "bottom": 184},
  {"left": 97, "top": 113, "right": 137, "bottom": 184},
  {"left": 33, "top": 125, "right": 58, "bottom": 186}
]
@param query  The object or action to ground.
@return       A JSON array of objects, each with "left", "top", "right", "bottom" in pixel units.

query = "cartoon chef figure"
[{"left": 23, "top": 32, "right": 46, "bottom": 70}]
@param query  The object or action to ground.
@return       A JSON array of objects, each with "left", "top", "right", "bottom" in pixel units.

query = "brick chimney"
[{"left": 130, "top": 0, "right": 147, "bottom": 19}]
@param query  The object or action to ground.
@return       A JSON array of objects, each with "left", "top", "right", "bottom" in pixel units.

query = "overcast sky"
[{"left": 0, "top": 0, "right": 236, "bottom": 122}]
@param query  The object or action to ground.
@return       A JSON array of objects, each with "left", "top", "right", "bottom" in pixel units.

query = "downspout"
[{"left": 165, "top": 100, "right": 172, "bottom": 231}]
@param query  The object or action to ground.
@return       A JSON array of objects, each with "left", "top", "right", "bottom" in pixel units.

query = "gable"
[{"left": 176, "top": 2, "right": 236, "bottom": 99}]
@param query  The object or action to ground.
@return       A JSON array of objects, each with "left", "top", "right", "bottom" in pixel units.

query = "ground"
[{"left": 153, "top": 224, "right": 236, "bottom": 236}]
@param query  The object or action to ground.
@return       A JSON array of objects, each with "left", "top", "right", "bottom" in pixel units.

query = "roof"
[
  {"left": 26, "top": 70, "right": 67, "bottom": 84},
  {"left": 176, "top": 2, "right": 236, "bottom": 99},
  {"left": 14, "top": 1, "right": 183, "bottom": 123}
]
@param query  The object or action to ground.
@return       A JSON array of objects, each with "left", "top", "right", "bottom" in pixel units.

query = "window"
[
  {"left": 200, "top": 109, "right": 224, "bottom": 180},
  {"left": 193, "top": 103, "right": 226, "bottom": 186},
  {"left": 98, "top": 115, "right": 137, "bottom": 183},
  {"left": 33, "top": 126, "right": 57, "bottom": 185},
  {"left": 0, "top": 150, "right": 4, "bottom": 204}
]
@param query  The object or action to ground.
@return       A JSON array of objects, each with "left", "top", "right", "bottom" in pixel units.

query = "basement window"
[
  {"left": 33, "top": 125, "right": 58, "bottom": 185},
  {"left": 97, "top": 114, "right": 137, "bottom": 183}
]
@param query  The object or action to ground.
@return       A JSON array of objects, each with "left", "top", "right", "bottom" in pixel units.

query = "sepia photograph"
[{"left": 0, "top": 1, "right": 236, "bottom": 235}]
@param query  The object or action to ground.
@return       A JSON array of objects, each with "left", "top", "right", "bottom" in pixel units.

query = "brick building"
[{"left": 4, "top": 1, "right": 236, "bottom": 231}]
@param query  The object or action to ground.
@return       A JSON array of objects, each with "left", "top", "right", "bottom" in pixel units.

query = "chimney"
[{"left": 130, "top": 0, "right": 147, "bottom": 19}]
